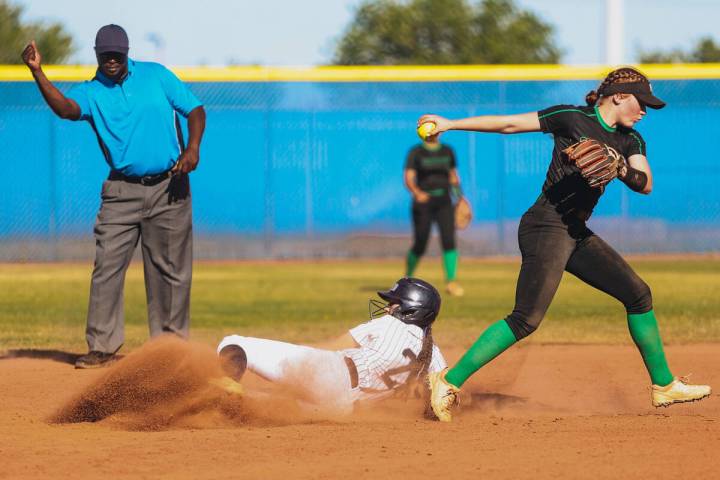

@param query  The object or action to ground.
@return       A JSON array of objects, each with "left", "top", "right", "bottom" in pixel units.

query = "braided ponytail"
[
  {"left": 585, "top": 90, "right": 600, "bottom": 106},
  {"left": 414, "top": 327, "right": 434, "bottom": 381},
  {"left": 585, "top": 67, "right": 650, "bottom": 106},
  {"left": 395, "top": 326, "right": 435, "bottom": 400}
]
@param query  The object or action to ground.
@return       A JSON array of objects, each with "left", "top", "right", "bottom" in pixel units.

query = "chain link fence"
[{"left": 1, "top": 76, "right": 719, "bottom": 260}]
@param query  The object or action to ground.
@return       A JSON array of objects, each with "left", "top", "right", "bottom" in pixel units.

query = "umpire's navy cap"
[{"left": 95, "top": 24, "right": 129, "bottom": 55}]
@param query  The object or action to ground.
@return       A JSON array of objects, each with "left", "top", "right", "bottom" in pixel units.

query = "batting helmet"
[{"left": 372, "top": 277, "right": 441, "bottom": 329}]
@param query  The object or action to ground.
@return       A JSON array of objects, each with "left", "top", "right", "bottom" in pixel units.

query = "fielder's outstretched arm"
[
  {"left": 21, "top": 41, "right": 80, "bottom": 120},
  {"left": 418, "top": 112, "right": 542, "bottom": 135}
]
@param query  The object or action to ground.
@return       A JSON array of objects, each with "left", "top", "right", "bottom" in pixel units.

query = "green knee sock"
[
  {"left": 627, "top": 310, "right": 674, "bottom": 386},
  {"left": 406, "top": 250, "right": 420, "bottom": 277},
  {"left": 442, "top": 249, "right": 458, "bottom": 282},
  {"left": 445, "top": 319, "right": 517, "bottom": 388}
]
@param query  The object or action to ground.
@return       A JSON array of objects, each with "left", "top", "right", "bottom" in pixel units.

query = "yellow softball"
[{"left": 416, "top": 121, "right": 436, "bottom": 140}]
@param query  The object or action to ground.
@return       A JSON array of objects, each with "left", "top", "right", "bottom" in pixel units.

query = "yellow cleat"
[
  {"left": 651, "top": 376, "right": 711, "bottom": 407},
  {"left": 209, "top": 376, "right": 244, "bottom": 396},
  {"left": 446, "top": 281, "right": 465, "bottom": 297},
  {"left": 427, "top": 369, "right": 460, "bottom": 422}
]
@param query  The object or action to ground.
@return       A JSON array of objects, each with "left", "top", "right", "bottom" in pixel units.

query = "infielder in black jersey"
[
  {"left": 404, "top": 133, "right": 465, "bottom": 296},
  {"left": 417, "top": 67, "right": 711, "bottom": 422}
]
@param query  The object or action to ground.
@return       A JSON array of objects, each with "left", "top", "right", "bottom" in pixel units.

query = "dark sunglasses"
[{"left": 98, "top": 52, "right": 127, "bottom": 64}]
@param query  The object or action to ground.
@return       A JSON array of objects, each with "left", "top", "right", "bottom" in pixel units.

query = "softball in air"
[{"left": 417, "top": 121, "right": 437, "bottom": 140}]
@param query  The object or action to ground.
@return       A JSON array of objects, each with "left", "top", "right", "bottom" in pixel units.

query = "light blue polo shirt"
[{"left": 67, "top": 59, "right": 202, "bottom": 176}]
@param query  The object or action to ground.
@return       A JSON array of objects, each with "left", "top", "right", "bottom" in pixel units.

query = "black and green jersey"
[
  {"left": 537, "top": 104, "right": 646, "bottom": 216},
  {"left": 405, "top": 144, "right": 457, "bottom": 195}
]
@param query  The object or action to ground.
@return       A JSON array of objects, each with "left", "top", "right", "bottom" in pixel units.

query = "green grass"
[{"left": 0, "top": 257, "right": 718, "bottom": 352}]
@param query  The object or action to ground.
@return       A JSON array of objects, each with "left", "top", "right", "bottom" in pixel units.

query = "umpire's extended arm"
[{"left": 21, "top": 41, "right": 81, "bottom": 120}]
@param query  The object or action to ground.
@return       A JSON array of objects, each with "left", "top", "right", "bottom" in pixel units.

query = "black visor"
[
  {"left": 600, "top": 81, "right": 666, "bottom": 109},
  {"left": 377, "top": 290, "right": 401, "bottom": 304}
]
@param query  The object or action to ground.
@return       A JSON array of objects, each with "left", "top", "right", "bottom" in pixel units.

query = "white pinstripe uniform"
[
  {"left": 217, "top": 314, "right": 446, "bottom": 415},
  {"left": 343, "top": 314, "right": 446, "bottom": 395}
]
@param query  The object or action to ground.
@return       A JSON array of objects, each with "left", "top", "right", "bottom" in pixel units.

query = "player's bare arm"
[
  {"left": 403, "top": 169, "right": 430, "bottom": 203},
  {"left": 174, "top": 106, "right": 206, "bottom": 174},
  {"left": 418, "top": 111, "right": 541, "bottom": 135},
  {"left": 449, "top": 168, "right": 461, "bottom": 188},
  {"left": 21, "top": 41, "right": 81, "bottom": 120}
]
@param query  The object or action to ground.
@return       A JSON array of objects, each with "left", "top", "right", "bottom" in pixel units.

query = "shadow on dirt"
[
  {"left": 467, "top": 392, "right": 528, "bottom": 410},
  {"left": 0, "top": 349, "right": 83, "bottom": 365}
]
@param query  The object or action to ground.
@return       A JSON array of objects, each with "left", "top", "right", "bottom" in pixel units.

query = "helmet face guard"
[
  {"left": 369, "top": 298, "right": 390, "bottom": 320},
  {"left": 369, "top": 277, "right": 441, "bottom": 329}
]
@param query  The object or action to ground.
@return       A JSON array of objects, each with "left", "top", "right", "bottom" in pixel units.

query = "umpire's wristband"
[{"left": 451, "top": 184, "right": 463, "bottom": 197}]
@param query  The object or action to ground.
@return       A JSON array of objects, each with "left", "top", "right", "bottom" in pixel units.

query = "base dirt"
[{"left": 1, "top": 338, "right": 717, "bottom": 479}]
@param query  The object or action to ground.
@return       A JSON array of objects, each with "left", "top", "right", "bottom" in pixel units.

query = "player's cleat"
[
  {"left": 209, "top": 376, "right": 244, "bottom": 396},
  {"left": 427, "top": 369, "right": 460, "bottom": 422},
  {"left": 445, "top": 281, "right": 465, "bottom": 297},
  {"left": 651, "top": 376, "right": 711, "bottom": 407},
  {"left": 74, "top": 351, "right": 116, "bottom": 369}
]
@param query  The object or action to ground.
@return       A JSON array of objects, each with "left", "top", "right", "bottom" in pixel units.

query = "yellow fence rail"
[{"left": 2, "top": 64, "right": 720, "bottom": 82}]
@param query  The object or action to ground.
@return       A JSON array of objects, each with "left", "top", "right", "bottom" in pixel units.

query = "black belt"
[
  {"left": 108, "top": 170, "right": 172, "bottom": 186},
  {"left": 344, "top": 356, "right": 359, "bottom": 389}
]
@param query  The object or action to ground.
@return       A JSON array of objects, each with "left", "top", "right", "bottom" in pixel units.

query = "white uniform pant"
[{"left": 217, "top": 335, "right": 357, "bottom": 415}]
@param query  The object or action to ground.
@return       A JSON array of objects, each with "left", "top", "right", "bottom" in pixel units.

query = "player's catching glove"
[
  {"left": 454, "top": 197, "right": 472, "bottom": 230},
  {"left": 562, "top": 138, "right": 626, "bottom": 188}
]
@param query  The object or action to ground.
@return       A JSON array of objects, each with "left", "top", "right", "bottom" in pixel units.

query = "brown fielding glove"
[
  {"left": 455, "top": 197, "right": 472, "bottom": 230},
  {"left": 562, "top": 138, "right": 626, "bottom": 188}
]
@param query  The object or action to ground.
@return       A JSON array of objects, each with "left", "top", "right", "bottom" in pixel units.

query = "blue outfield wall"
[{"left": 1, "top": 77, "right": 719, "bottom": 259}]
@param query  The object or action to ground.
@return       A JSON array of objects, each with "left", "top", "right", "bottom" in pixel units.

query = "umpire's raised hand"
[
  {"left": 21, "top": 40, "right": 80, "bottom": 120},
  {"left": 22, "top": 41, "right": 42, "bottom": 72}
]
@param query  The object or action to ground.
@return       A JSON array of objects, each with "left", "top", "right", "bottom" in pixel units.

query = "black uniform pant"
[
  {"left": 505, "top": 196, "right": 653, "bottom": 340},
  {"left": 410, "top": 195, "right": 456, "bottom": 256}
]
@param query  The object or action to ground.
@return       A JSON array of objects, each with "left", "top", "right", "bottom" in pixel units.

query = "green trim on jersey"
[
  {"left": 422, "top": 188, "right": 447, "bottom": 196},
  {"left": 629, "top": 132, "right": 644, "bottom": 155},
  {"left": 538, "top": 106, "right": 617, "bottom": 133},
  {"left": 538, "top": 108, "right": 595, "bottom": 119},
  {"left": 593, "top": 105, "right": 617, "bottom": 132},
  {"left": 420, "top": 156, "right": 452, "bottom": 167}
]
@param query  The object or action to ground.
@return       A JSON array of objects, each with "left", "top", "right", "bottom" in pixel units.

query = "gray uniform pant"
[{"left": 86, "top": 173, "right": 193, "bottom": 353}]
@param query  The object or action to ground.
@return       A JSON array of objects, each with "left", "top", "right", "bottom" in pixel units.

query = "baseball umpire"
[
  {"left": 418, "top": 67, "right": 711, "bottom": 421},
  {"left": 22, "top": 25, "right": 206, "bottom": 368},
  {"left": 404, "top": 131, "right": 465, "bottom": 296}
]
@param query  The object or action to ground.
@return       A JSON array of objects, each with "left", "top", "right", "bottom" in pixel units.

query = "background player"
[
  {"left": 215, "top": 277, "right": 447, "bottom": 415},
  {"left": 418, "top": 67, "right": 711, "bottom": 421},
  {"left": 404, "top": 131, "right": 465, "bottom": 296}
]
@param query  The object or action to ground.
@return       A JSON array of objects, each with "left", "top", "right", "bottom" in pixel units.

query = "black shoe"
[{"left": 75, "top": 351, "right": 116, "bottom": 369}]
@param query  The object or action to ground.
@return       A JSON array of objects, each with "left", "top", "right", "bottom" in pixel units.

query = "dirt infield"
[{"left": 1, "top": 338, "right": 717, "bottom": 479}]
